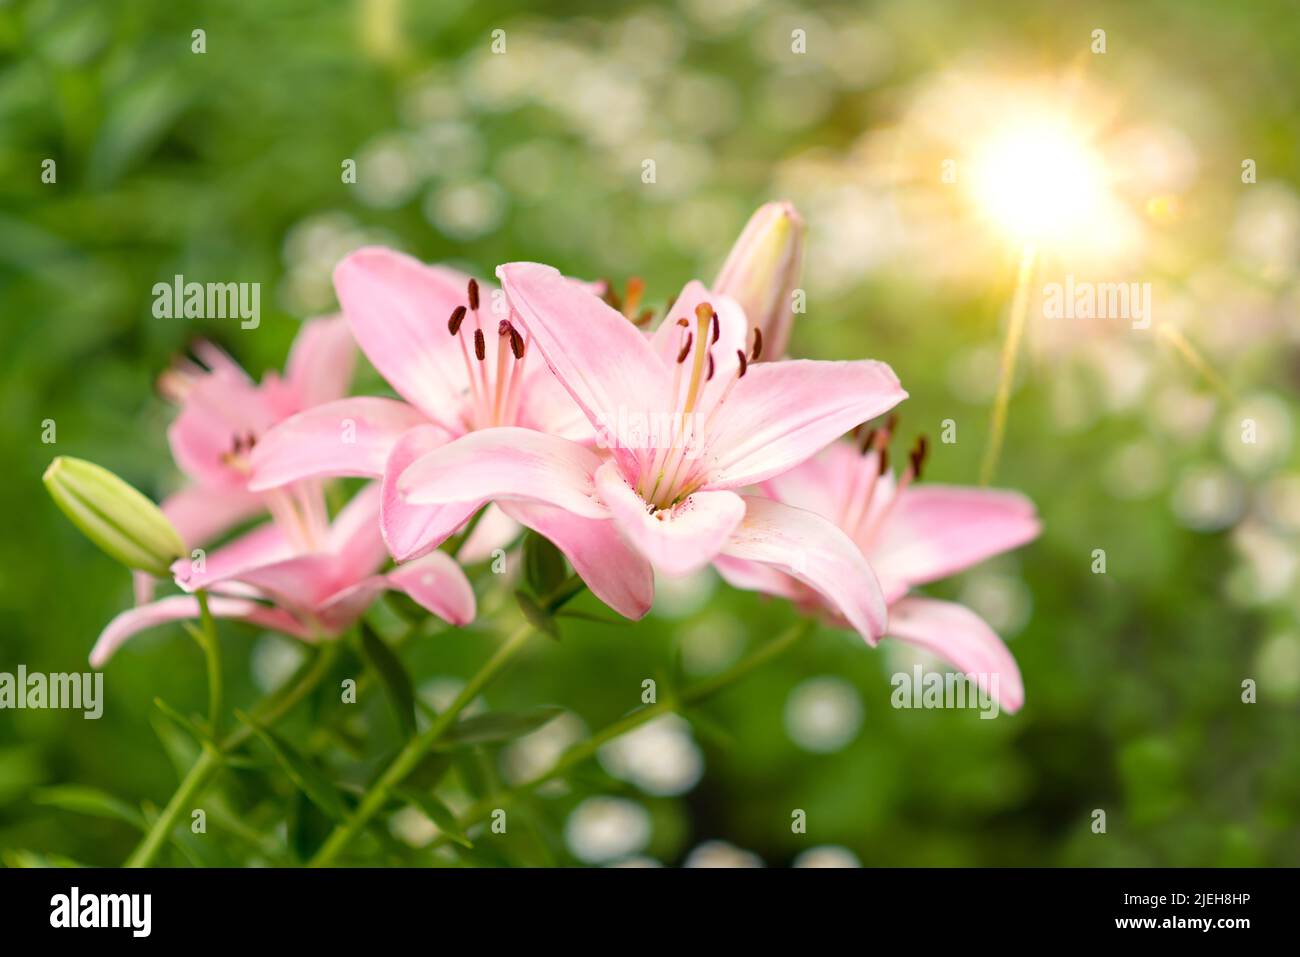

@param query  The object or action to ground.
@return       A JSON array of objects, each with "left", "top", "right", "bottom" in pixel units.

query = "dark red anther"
[
  {"left": 448, "top": 305, "right": 467, "bottom": 335},
  {"left": 467, "top": 278, "right": 480, "bottom": 311},
  {"left": 676, "top": 332, "right": 694, "bottom": 364},
  {"left": 498, "top": 319, "right": 511, "bottom": 337},
  {"left": 706, "top": 351, "right": 715, "bottom": 380},
  {"left": 474, "top": 329, "right": 486, "bottom": 361},
  {"left": 509, "top": 327, "right": 525, "bottom": 359},
  {"left": 711, "top": 312, "right": 720, "bottom": 343},
  {"left": 751, "top": 327, "right": 763, "bottom": 361},
  {"left": 858, "top": 428, "right": 878, "bottom": 454},
  {"left": 910, "top": 435, "right": 929, "bottom": 481},
  {"left": 878, "top": 447, "right": 890, "bottom": 476},
  {"left": 736, "top": 349, "right": 748, "bottom": 378},
  {"left": 677, "top": 317, "right": 689, "bottom": 327}
]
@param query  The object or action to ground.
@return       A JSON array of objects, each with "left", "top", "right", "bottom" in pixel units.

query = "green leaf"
[
  {"left": 359, "top": 624, "right": 417, "bottom": 738},
  {"left": 556, "top": 609, "right": 624, "bottom": 626},
  {"left": 153, "top": 696, "right": 213, "bottom": 746},
  {"left": 2, "top": 849, "right": 86, "bottom": 868},
  {"left": 514, "top": 589, "right": 561, "bottom": 641},
  {"left": 237, "top": 711, "right": 350, "bottom": 822},
  {"left": 31, "top": 785, "right": 147, "bottom": 831},
  {"left": 396, "top": 789, "right": 473, "bottom": 849},
  {"left": 523, "top": 531, "right": 568, "bottom": 596},
  {"left": 437, "top": 706, "right": 566, "bottom": 748}
]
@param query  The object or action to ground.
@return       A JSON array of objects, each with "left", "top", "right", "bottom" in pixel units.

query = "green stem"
[
  {"left": 979, "top": 241, "right": 1037, "bottom": 487},
  {"left": 125, "top": 641, "right": 339, "bottom": 867},
  {"left": 309, "top": 620, "right": 536, "bottom": 867},
  {"left": 195, "top": 589, "right": 222, "bottom": 736},
  {"left": 430, "top": 618, "right": 815, "bottom": 850}
]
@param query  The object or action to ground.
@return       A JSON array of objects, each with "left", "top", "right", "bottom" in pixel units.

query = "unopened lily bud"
[
  {"left": 44, "top": 456, "right": 184, "bottom": 577},
  {"left": 713, "top": 200, "right": 806, "bottom": 359}
]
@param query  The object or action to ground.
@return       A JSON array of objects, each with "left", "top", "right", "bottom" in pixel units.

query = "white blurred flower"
[
  {"left": 1231, "top": 183, "right": 1300, "bottom": 282},
  {"left": 501, "top": 712, "right": 587, "bottom": 787},
  {"left": 794, "top": 845, "right": 861, "bottom": 868},
  {"left": 1171, "top": 464, "right": 1246, "bottom": 531},
  {"left": 598, "top": 714, "right": 704, "bottom": 797},
  {"left": 250, "top": 636, "right": 305, "bottom": 694},
  {"left": 424, "top": 180, "right": 506, "bottom": 241},
  {"left": 564, "top": 797, "right": 651, "bottom": 864},
  {"left": 1104, "top": 439, "right": 1168, "bottom": 501},
  {"left": 1259, "top": 472, "right": 1300, "bottom": 533},
  {"left": 958, "top": 569, "right": 1032, "bottom": 637},
  {"left": 785, "top": 676, "right": 863, "bottom": 753},
  {"left": 684, "top": 839, "right": 764, "bottom": 868},
  {"left": 354, "top": 133, "right": 421, "bottom": 209},
  {"left": 1219, "top": 393, "right": 1293, "bottom": 475},
  {"left": 678, "top": 613, "right": 746, "bottom": 676},
  {"left": 1255, "top": 632, "right": 1300, "bottom": 701}
]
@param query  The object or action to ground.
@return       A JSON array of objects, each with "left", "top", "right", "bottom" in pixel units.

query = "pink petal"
[
  {"left": 497, "top": 263, "right": 670, "bottom": 447},
  {"left": 868, "top": 485, "right": 1041, "bottom": 601},
  {"left": 704, "top": 359, "right": 907, "bottom": 489},
  {"left": 325, "top": 483, "right": 388, "bottom": 581},
  {"left": 387, "top": 550, "right": 477, "bottom": 626},
  {"left": 595, "top": 460, "right": 745, "bottom": 577},
  {"left": 761, "top": 440, "right": 868, "bottom": 524},
  {"left": 91, "top": 595, "right": 307, "bottom": 668},
  {"left": 311, "top": 577, "right": 388, "bottom": 634},
  {"left": 333, "top": 247, "right": 476, "bottom": 430},
  {"left": 456, "top": 504, "right": 522, "bottom": 564},
  {"left": 886, "top": 597, "right": 1024, "bottom": 714},
  {"left": 380, "top": 425, "right": 477, "bottom": 561},
  {"left": 648, "top": 281, "right": 750, "bottom": 401},
  {"left": 134, "top": 483, "right": 266, "bottom": 604},
  {"left": 398, "top": 427, "right": 607, "bottom": 520},
  {"left": 718, "top": 495, "right": 888, "bottom": 643},
  {"left": 247, "top": 397, "right": 433, "bottom": 492},
  {"left": 167, "top": 368, "right": 279, "bottom": 489},
  {"left": 711, "top": 554, "right": 806, "bottom": 602},
  {"left": 172, "top": 522, "right": 294, "bottom": 593},
  {"left": 502, "top": 500, "right": 654, "bottom": 619},
  {"left": 284, "top": 315, "right": 356, "bottom": 408}
]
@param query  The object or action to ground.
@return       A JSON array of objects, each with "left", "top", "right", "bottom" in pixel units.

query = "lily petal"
[
  {"left": 718, "top": 495, "right": 888, "bottom": 643},
  {"left": 387, "top": 550, "right": 477, "bottom": 626},
  {"left": 172, "top": 522, "right": 294, "bottom": 593},
  {"left": 380, "top": 425, "right": 476, "bottom": 561},
  {"left": 595, "top": 460, "right": 745, "bottom": 576},
  {"left": 333, "top": 247, "right": 476, "bottom": 430},
  {"left": 869, "top": 485, "right": 1041, "bottom": 601},
  {"left": 91, "top": 595, "right": 307, "bottom": 668},
  {"left": 284, "top": 315, "right": 356, "bottom": 408},
  {"left": 501, "top": 500, "right": 654, "bottom": 619},
  {"left": 886, "top": 596, "right": 1024, "bottom": 714},
  {"left": 247, "top": 397, "right": 432, "bottom": 492},
  {"left": 325, "top": 483, "right": 388, "bottom": 580},
  {"left": 497, "top": 262, "right": 670, "bottom": 444},
  {"left": 398, "top": 427, "right": 607, "bottom": 520},
  {"left": 705, "top": 359, "right": 906, "bottom": 489}
]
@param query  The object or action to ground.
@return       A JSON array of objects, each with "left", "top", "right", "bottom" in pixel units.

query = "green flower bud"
[{"left": 44, "top": 456, "right": 184, "bottom": 578}]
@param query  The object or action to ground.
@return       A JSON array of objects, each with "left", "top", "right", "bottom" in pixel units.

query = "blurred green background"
[{"left": 2, "top": 0, "right": 1298, "bottom": 866}]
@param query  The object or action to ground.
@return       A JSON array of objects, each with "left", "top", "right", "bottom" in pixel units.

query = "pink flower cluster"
[{"left": 100, "top": 203, "right": 1039, "bottom": 712}]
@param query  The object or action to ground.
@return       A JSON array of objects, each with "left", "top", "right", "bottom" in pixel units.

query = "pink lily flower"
[
  {"left": 714, "top": 422, "right": 1041, "bottom": 713},
  {"left": 137, "top": 316, "right": 356, "bottom": 600},
  {"left": 92, "top": 483, "right": 475, "bottom": 667},
  {"left": 245, "top": 248, "right": 654, "bottom": 619},
  {"left": 393, "top": 263, "right": 908, "bottom": 639}
]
